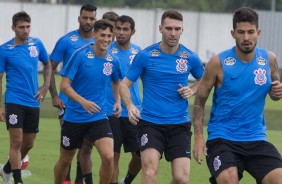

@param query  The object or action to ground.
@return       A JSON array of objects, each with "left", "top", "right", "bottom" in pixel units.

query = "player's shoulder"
[
  {"left": 137, "top": 42, "right": 159, "bottom": 57},
  {"left": 178, "top": 44, "right": 199, "bottom": 58},
  {"left": 58, "top": 30, "right": 80, "bottom": 43}
]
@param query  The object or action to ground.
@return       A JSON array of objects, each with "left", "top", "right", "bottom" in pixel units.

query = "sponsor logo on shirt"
[
  {"left": 7, "top": 44, "right": 15, "bottom": 49},
  {"left": 29, "top": 46, "right": 38, "bottom": 57},
  {"left": 110, "top": 47, "right": 119, "bottom": 54},
  {"left": 70, "top": 35, "right": 78, "bottom": 42},
  {"left": 86, "top": 51, "right": 94, "bottom": 59},
  {"left": 224, "top": 57, "right": 236, "bottom": 65},
  {"left": 103, "top": 62, "right": 113, "bottom": 76},
  {"left": 179, "top": 51, "right": 189, "bottom": 59},
  {"left": 176, "top": 58, "right": 188, "bottom": 73},
  {"left": 130, "top": 48, "right": 138, "bottom": 54},
  {"left": 150, "top": 49, "right": 160, "bottom": 56},
  {"left": 254, "top": 68, "right": 267, "bottom": 86},
  {"left": 27, "top": 39, "right": 34, "bottom": 45},
  {"left": 256, "top": 56, "right": 267, "bottom": 66},
  {"left": 105, "top": 54, "right": 113, "bottom": 62}
]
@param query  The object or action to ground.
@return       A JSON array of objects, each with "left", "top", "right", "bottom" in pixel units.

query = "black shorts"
[
  {"left": 5, "top": 103, "right": 40, "bottom": 133},
  {"left": 61, "top": 119, "right": 113, "bottom": 150},
  {"left": 109, "top": 116, "right": 138, "bottom": 153},
  {"left": 206, "top": 138, "right": 282, "bottom": 184},
  {"left": 137, "top": 120, "right": 192, "bottom": 161}
]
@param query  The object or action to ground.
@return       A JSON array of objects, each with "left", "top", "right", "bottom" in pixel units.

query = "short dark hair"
[
  {"left": 93, "top": 19, "right": 114, "bottom": 33},
  {"left": 116, "top": 15, "right": 135, "bottom": 29},
  {"left": 233, "top": 7, "right": 258, "bottom": 29},
  {"left": 102, "top": 11, "right": 119, "bottom": 22},
  {"left": 161, "top": 10, "right": 183, "bottom": 25},
  {"left": 12, "top": 11, "right": 31, "bottom": 26},
  {"left": 80, "top": 3, "right": 97, "bottom": 14}
]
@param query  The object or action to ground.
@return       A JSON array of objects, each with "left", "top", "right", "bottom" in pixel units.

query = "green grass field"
[{"left": 0, "top": 74, "right": 281, "bottom": 183}]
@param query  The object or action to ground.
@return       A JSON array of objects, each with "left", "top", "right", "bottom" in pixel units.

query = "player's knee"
[
  {"left": 172, "top": 174, "right": 189, "bottom": 184},
  {"left": 101, "top": 153, "right": 114, "bottom": 167}
]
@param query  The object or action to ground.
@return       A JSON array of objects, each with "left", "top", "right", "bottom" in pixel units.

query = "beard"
[{"left": 236, "top": 41, "right": 257, "bottom": 54}]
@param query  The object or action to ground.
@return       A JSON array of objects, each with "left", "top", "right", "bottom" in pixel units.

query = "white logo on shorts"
[
  {"left": 62, "top": 136, "right": 70, "bottom": 147},
  {"left": 141, "top": 134, "right": 148, "bottom": 146},
  {"left": 213, "top": 156, "right": 221, "bottom": 171},
  {"left": 9, "top": 114, "right": 18, "bottom": 125}
]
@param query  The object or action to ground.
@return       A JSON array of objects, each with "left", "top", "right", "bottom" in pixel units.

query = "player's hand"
[
  {"left": 0, "top": 107, "right": 5, "bottom": 122},
  {"left": 52, "top": 95, "right": 65, "bottom": 110},
  {"left": 193, "top": 134, "right": 207, "bottom": 164},
  {"left": 269, "top": 80, "right": 282, "bottom": 99},
  {"left": 127, "top": 104, "right": 140, "bottom": 125},
  {"left": 112, "top": 103, "right": 122, "bottom": 118},
  {"left": 81, "top": 99, "right": 101, "bottom": 114},
  {"left": 177, "top": 84, "right": 194, "bottom": 99},
  {"left": 35, "top": 85, "right": 49, "bottom": 102}
]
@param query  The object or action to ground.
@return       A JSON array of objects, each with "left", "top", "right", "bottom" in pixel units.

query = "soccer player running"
[
  {"left": 0, "top": 11, "right": 51, "bottom": 184},
  {"left": 49, "top": 3, "right": 97, "bottom": 184},
  {"left": 106, "top": 15, "right": 141, "bottom": 184},
  {"left": 54, "top": 19, "right": 121, "bottom": 184},
  {"left": 120, "top": 10, "right": 204, "bottom": 184},
  {"left": 193, "top": 7, "right": 282, "bottom": 183}
]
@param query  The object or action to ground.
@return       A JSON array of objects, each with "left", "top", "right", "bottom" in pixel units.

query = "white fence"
[{"left": 1, "top": 1, "right": 282, "bottom": 70}]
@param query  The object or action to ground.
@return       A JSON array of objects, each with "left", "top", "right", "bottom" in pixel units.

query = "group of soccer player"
[{"left": 1, "top": 2, "right": 282, "bottom": 184}]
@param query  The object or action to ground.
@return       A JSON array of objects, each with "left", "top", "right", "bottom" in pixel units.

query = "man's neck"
[
  {"left": 78, "top": 29, "right": 93, "bottom": 40},
  {"left": 116, "top": 41, "right": 130, "bottom": 50}
]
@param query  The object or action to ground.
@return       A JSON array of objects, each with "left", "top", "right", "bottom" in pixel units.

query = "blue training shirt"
[
  {"left": 61, "top": 43, "right": 121, "bottom": 123},
  {"left": 0, "top": 37, "right": 49, "bottom": 107},
  {"left": 106, "top": 41, "right": 142, "bottom": 117},
  {"left": 126, "top": 42, "right": 204, "bottom": 124},
  {"left": 50, "top": 30, "right": 94, "bottom": 104},
  {"left": 207, "top": 47, "right": 271, "bottom": 141}
]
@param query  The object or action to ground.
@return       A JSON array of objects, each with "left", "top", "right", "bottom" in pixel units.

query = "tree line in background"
[{"left": 57, "top": 0, "right": 281, "bottom": 12}]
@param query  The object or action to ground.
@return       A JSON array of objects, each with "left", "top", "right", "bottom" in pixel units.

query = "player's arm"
[
  {"left": 268, "top": 51, "right": 282, "bottom": 101},
  {"left": 111, "top": 79, "right": 121, "bottom": 118},
  {"left": 0, "top": 73, "right": 5, "bottom": 121},
  {"left": 60, "top": 77, "right": 100, "bottom": 114},
  {"left": 192, "top": 55, "right": 221, "bottom": 164},
  {"left": 49, "top": 61, "right": 64, "bottom": 109},
  {"left": 36, "top": 60, "right": 51, "bottom": 102},
  {"left": 120, "top": 77, "right": 140, "bottom": 125}
]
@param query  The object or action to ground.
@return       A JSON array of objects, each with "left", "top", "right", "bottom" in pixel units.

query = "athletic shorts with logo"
[
  {"left": 137, "top": 119, "right": 191, "bottom": 161},
  {"left": 5, "top": 103, "right": 39, "bottom": 133},
  {"left": 206, "top": 138, "right": 282, "bottom": 184},
  {"left": 61, "top": 119, "right": 113, "bottom": 150}
]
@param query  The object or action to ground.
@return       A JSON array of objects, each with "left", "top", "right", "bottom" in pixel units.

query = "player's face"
[
  {"left": 232, "top": 22, "right": 260, "bottom": 54},
  {"left": 93, "top": 27, "right": 113, "bottom": 51},
  {"left": 115, "top": 21, "right": 135, "bottom": 45},
  {"left": 12, "top": 21, "right": 30, "bottom": 42},
  {"left": 159, "top": 17, "right": 183, "bottom": 48},
  {"left": 78, "top": 10, "right": 96, "bottom": 33}
]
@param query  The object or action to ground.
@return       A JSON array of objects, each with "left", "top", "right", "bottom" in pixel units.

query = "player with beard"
[
  {"left": 193, "top": 7, "right": 282, "bottom": 183},
  {"left": 49, "top": 3, "right": 97, "bottom": 184},
  {"left": 106, "top": 15, "right": 141, "bottom": 184}
]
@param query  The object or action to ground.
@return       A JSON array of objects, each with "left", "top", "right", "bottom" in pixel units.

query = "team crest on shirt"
[
  {"left": 103, "top": 62, "right": 113, "bottom": 75},
  {"left": 179, "top": 51, "right": 189, "bottom": 59},
  {"left": 29, "top": 46, "right": 38, "bottom": 57},
  {"left": 224, "top": 57, "right": 236, "bottom": 65},
  {"left": 130, "top": 48, "right": 138, "bottom": 54},
  {"left": 129, "top": 55, "right": 136, "bottom": 65},
  {"left": 70, "top": 35, "right": 78, "bottom": 42},
  {"left": 176, "top": 58, "right": 188, "bottom": 73},
  {"left": 86, "top": 51, "right": 94, "bottom": 59},
  {"left": 254, "top": 68, "right": 267, "bottom": 86},
  {"left": 256, "top": 57, "right": 267, "bottom": 66},
  {"left": 110, "top": 47, "right": 119, "bottom": 54},
  {"left": 150, "top": 49, "right": 160, "bottom": 56},
  {"left": 213, "top": 156, "right": 221, "bottom": 171},
  {"left": 9, "top": 114, "right": 18, "bottom": 125},
  {"left": 62, "top": 136, "right": 70, "bottom": 147},
  {"left": 105, "top": 54, "right": 113, "bottom": 62}
]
